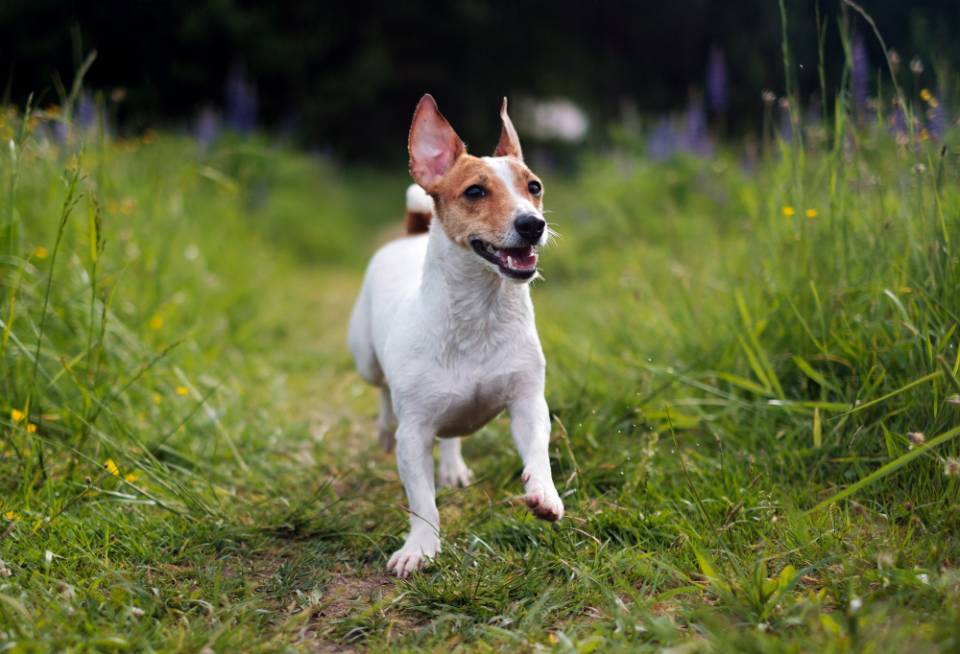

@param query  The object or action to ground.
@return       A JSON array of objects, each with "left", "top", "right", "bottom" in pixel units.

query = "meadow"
[{"left": 2, "top": 68, "right": 960, "bottom": 652}]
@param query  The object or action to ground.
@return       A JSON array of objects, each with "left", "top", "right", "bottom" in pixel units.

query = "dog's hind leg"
[
  {"left": 378, "top": 386, "right": 398, "bottom": 452},
  {"left": 437, "top": 437, "right": 473, "bottom": 487}
]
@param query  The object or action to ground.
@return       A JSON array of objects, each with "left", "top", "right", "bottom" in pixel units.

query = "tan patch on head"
[{"left": 429, "top": 155, "right": 544, "bottom": 248}]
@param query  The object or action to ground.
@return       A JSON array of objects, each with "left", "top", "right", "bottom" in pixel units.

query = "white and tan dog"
[{"left": 348, "top": 94, "right": 563, "bottom": 577}]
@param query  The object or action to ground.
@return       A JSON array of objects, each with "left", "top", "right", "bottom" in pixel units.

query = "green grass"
[{"left": 2, "top": 91, "right": 960, "bottom": 651}]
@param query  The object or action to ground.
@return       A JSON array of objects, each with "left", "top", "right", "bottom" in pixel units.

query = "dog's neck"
[{"left": 421, "top": 220, "right": 532, "bottom": 353}]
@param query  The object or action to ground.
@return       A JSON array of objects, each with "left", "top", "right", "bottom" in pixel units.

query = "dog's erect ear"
[
  {"left": 408, "top": 94, "right": 465, "bottom": 189},
  {"left": 494, "top": 97, "right": 523, "bottom": 160}
]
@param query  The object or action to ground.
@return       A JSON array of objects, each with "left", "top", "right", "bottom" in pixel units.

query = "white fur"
[
  {"left": 347, "top": 182, "right": 563, "bottom": 578},
  {"left": 481, "top": 157, "right": 539, "bottom": 216},
  {"left": 405, "top": 183, "right": 434, "bottom": 215}
]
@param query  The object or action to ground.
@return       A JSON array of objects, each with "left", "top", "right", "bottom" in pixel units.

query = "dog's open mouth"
[{"left": 469, "top": 238, "right": 538, "bottom": 279}]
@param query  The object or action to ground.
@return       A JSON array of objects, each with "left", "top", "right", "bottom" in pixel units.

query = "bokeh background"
[
  {"left": 3, "top": 0, "right": 958, "bottom": 162},
  {"left": 3, "top": 2, "right": 960, "bottom": 651}
]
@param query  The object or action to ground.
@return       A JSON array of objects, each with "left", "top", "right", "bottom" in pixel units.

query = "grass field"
[{"left": 2, "top": 80, "right": 960, "bottom": 652}]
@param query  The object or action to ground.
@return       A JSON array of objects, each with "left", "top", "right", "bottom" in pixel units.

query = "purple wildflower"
[
  {"left": 194, "top": 106, "right": 221, "bottom": 152},
  {"left": 778, "top": 98, "right": 793, "bottom": 142},
  {"left": 927, "top": 100, "right": 945, "bottom": 142},
  {"left": 705, "top": 46, "right": 729, "bottom": 115},
  {"left": 851, "top": 33, "right": 869, "bottom": 117},
  {"left": 889, "top": 98, "right": 908, "bottom": 142},
  {"left": 225, "top": 63, "right": 257, "bottom": 133},
  {"left": 75, "top": 91, "right": 96, "bottom": 130},
  {"left": 646, "top": 117, "right": 678, "bottom": 161},
  {"left": 682, "top": 95, "right": 712, "bottom": 155}
]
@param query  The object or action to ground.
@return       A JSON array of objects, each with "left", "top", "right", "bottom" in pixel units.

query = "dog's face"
[{"left": 408, "top": 95, "right": 547, "bottom": 281}]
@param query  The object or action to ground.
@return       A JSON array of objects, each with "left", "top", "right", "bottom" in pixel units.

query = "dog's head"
[{"left": 408, "top": 94, "right": 547, "bottom": 282}]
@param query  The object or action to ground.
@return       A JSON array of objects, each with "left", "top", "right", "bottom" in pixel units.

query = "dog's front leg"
[
  {"left": 509, "top": 394, "right": 564, "bottom": 521},
  {"left": 387, "top": 422, "right": 441, "bottom": 577}
]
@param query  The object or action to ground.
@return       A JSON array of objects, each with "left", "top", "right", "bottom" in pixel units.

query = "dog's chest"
[{"left": 431, "top": 366, "right": 518, "bottom": 437}]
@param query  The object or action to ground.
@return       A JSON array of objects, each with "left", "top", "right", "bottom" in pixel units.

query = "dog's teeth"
[{"left": 507, "top": 256, "right": 515, "bottom": 268}]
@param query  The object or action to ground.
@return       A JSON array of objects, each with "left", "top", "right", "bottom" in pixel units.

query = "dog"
[{"left": 348, "top": 94, "right": 563, "bottom": 577}]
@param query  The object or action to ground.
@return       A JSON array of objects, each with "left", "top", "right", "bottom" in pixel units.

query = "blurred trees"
[{"left": 1, "top": 0, "right": 957, "bottom": 161}]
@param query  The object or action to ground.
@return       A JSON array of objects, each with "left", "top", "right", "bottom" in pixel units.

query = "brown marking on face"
[{"left": 428, "top": 155, "right": 544, "bottom": 249}]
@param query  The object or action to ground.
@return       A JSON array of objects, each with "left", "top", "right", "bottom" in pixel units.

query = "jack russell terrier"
[{"left": 348, "top": 94, "right": 563, "bottom": 577}]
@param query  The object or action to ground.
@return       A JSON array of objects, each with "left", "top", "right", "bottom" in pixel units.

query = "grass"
[{"left": 2, "top": 64, "right": 960, "bottom": 654}]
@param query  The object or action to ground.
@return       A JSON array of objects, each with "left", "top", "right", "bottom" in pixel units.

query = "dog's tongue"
[{"left": 499, "top": 246, "right": 538, "bottom": 270}]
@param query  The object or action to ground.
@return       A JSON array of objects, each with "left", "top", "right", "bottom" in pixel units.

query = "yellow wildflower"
[
  {"left": 10, "top": 409, "right": 25, "bottom": 423},
  {"left": 26, "top": 423, "right": 37, "bottom": 434},
  {"left": 175, "top": 386, "right": 189, "bottom": 396},
  {"left": 920, "top": 88, "right": 932, "bottom": 102},
  {"left": 149, "top": 315, "right": 164, "bottom": 330},
  {"left": 781, "top": 206, "right": 795, "bottom": 217},
  {"left": 104, "top": 458, "right": 120, "bottom": 477},
  {"left": 919, "top": 128, "right": 930, "bottom": 142},
  {"left": 124, "top": 471, "right": 140, "bottom": 483},
  {"left": 3, "top": 511, "right": 17, "bottom": 521},
  {"left": 805, "top": 208, "right": 818, "bottom": 218},
  {"left": 151, "top": 393, "right": 162, "bottom": 405},
  {"left": 33, "top": 246, "right": 49, "bottom": 259}
]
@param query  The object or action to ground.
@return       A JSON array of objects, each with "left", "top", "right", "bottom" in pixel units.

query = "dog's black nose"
[{"left": 514, "top": 214, "right": 546, "bottom": 243}]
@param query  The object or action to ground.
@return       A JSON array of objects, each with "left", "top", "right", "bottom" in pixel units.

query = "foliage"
[{"left": 2, "top": 26, "right": 960, "bottom": 653}]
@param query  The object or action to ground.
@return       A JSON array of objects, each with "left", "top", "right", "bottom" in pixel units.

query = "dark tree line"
[{"left": 2, "top": 0, "right": 957, "bottom": 161}]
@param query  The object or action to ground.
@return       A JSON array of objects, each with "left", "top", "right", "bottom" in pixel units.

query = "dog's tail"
[{"left": 404, "top": 184, "right": 434, "bottom": 234}]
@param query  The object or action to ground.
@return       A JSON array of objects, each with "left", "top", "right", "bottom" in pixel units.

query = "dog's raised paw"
[{"left": 523, "top": 479, "right": 564, "bottom": 522}]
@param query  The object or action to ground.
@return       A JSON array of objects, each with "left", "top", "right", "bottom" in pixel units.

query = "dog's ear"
[
  {"left": 408, "top": 94, "right": 465, "bottom": 189},
  {"left": 493, "top": 97, "right": 523, "bottom": 160}
]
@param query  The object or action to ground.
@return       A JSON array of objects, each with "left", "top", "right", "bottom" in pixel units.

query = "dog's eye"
[
  {"left": 463, "top": 185, "right": 486, "bottom": 199},
  {"left": 528, "top": 180, "right": 542, "bottom": 196}
]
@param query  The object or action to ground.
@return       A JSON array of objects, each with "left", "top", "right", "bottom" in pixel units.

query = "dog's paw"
[
  {"left": 522, "top": 473, "right": 564, "bottom": 522},
  {"left": 438, "top": 459, "right": 473, "bottom": 488},
  {"left": 387, "top": 534, "right": 440, "bottom": 578}
]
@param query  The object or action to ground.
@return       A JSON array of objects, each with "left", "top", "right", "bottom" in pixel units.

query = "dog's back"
[{"left": 347, "top": 186, "right": 431, "bottom": 386}]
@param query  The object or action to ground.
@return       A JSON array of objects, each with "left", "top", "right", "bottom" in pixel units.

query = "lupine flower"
[
  {"left": 225, "top": 63, "right": 257, "bottom": 133},
  {"left": 706, "top": 46, "right": 729, "bottom": 115},
  {"left": 194, "top": 106, "right": 221, "bottom": 152},
  {"left": 646, "top": 117, "right": 678, "bottom": 161},
  {"left": 926, "top": 92, "right": 945, "bottom": 142},
  {"left": 778, "top": 98, "right": 793, "bottom": 142},
  {"left": 889, "top": 98, "right": 909, "bottom": 144},
  {"left": 851, "top": 33, "right": 869, "bottom": 116},
  {"left": 682, "top": 96, "right": 712, "bottom": 155},
  {"left": 75, "top": 91, "right": 96, "bottom": 130}
]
